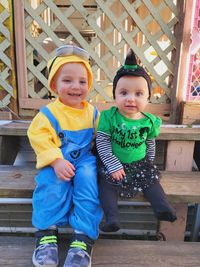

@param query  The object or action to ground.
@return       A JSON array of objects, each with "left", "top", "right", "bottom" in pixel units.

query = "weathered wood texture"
[
  {"left": 17, "top": 101, "right": 171, "bottom": 121},
  {"left": 0, "top": 165, "right": 200, "bottom": 204},
  {"left": 0, "top": 111, "right": 12, "bottom": 120},
  {"left": 180, "top": 102, "right": 200, "bottom": 125},
  {"left": 0, "top": 236, "right": 199, "bottom": 267},
  {"left": 1, "top": 120, "right": 200, "bottom": 140}
]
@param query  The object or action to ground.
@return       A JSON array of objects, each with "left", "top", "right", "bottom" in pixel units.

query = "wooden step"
[
  {"left": 0, "top": 165, "right": 200, "bottom": 203},
  {"left": 0, "top": 236, "right": 199, "bottom": 267}
]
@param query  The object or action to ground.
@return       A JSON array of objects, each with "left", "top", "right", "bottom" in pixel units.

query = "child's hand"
[
  {"left": 51, "top": 158, "right": 75, "bottom": 181},
  {"left": 110, "top": 168, "right": 125, "bottom": 181}
]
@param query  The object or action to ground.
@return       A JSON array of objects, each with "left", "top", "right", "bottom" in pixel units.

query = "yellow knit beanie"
[{"left": 47, "top": 53, "right": 93, "bottom": 93}]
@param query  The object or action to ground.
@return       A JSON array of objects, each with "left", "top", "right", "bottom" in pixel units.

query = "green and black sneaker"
[
  {"left": 63, "top": 234, "right": 94, "bottom": 267},
  {"left": 32, "top": 229, "right": 59, "bottom": 267}
]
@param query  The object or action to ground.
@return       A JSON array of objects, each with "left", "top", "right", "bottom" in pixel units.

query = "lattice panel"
[
  {"left": 23, "top": 0, "right": 179, "bottom": 105},
  {"left": 186, "top": 0, "right": 200, "bottom": 101},
  {"left": 0, "top": 0, "right": 16, "bottom": 109},
  {"left": 188, "top": 51, "right": 200, "bottom": 99}
]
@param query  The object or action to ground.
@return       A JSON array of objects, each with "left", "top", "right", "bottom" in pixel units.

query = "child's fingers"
[
  {"left": 112, "top": 171, "right": 124, "bottom": 180},
  {"left": 121, "top": 169, "right": 126, "bottom": 176},
  {"left": 59, "top": 174, "right": 71, "bottom": 181},
  {"left": 58, "top": 169, "right": 74, "bottom": 181},
  {"left": 66, "top": 168, "right": 75, "bottom": 177},
  {"left": 114, "top": 170, "right": 124, "bottom": 180},
  {"left": 66, "top": 161, "right": 76, "bottom": 170}
]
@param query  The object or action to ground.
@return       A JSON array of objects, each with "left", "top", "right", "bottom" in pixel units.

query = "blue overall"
[{"left": 32, "top": 106, "right": 103, "bottom": 240}]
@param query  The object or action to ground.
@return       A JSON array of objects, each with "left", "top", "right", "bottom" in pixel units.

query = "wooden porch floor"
[{"left": 0, "top": 236, "right": 200, "bottom": 267}]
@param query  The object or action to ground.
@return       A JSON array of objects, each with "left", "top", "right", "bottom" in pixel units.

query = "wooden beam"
[
  {"left": 1, "top": 121, "right": 200, "bottom": 140},
  {"left": 171, "top": 0, "right": 195, "bottom": 123},
  {"left": 13, "top": 0, "right": 28, "bottom": 102},
  {"left": 18, "top": 98, "right": 171, "bottom": 120}
]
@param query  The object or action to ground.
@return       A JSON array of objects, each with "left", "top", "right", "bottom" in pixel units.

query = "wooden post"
[
  {"left": 170, "top": 0, "right": 195, "bottom": 123},
  {"left": 13, "top": 0, "right": 28, "bottom": 107}
]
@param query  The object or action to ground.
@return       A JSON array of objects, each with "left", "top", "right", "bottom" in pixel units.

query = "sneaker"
[
  {"left": 63, "top": 234, "right": 94, "bottom": 267},
  {"left": 32, "top": 229, "right": 59, "bottom": 267}
]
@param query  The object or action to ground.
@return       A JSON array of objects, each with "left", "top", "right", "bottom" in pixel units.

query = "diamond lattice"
[
  {"left": 24, "top": 0, "right": 179, "bottom": 105},
  {"left": 0, "top": 0, "right": 16, "bottom": 108}
]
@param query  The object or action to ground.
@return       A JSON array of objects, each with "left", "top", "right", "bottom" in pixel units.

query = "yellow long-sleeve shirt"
[{"left": 28, "top": 98, "right": 99, "bottom": 169}]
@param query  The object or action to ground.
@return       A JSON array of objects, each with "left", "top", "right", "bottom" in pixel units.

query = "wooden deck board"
[
  {"left": 1, "top": 121, "right": 200, "bottom": 140},
  {"left": 0, "top": 236, "right": 199, "bottom": 267},
  {"left": 1, "top": 166, "right": 200, "bottom": 203}
]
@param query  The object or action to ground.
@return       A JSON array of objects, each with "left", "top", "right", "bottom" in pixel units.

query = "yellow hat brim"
[{"left": 47, "top": 55, "right": 93, "bottom": 94}]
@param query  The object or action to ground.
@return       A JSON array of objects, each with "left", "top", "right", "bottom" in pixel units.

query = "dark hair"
[{"left": 113, "top": 49, "right": 152, "bottom": 99}]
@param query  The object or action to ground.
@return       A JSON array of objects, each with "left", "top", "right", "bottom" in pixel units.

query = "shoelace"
[
  {"left": 70, "top": 240, "right": 87, "bottom": 251},
  {"left": 38, "top": 235, "right": 57, "bottom": 245}
]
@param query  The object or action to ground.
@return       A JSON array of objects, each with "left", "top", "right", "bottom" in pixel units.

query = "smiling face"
[
  {"left": 51, "top": 62, "right": 88, "bottom": 109},
  {"left": 115, "top": 76, "right": 149, "bottom": 119}
]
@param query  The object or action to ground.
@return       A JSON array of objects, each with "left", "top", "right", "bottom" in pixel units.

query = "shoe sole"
[
  {"left": 89, "top": 248, "right": 92, "bottom": 267},
  {"left": 32, "top": 251, "right": 59, "bottom": 267}
]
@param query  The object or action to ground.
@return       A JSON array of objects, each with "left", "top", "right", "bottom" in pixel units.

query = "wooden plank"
[
  {"left": 1, "top": 120, "right": 200, "bottom": 140},
  {"left": 0, "top": 237, "right": 200, "bottom": 267},
  {"left": 92, "top": 239, "right": 200, "bottom": 267},
  {"left": 13, "top": 0, "right": 28, "bottom": 100},
  {"left": 159, "top": 128, "right": 200, "bottom": 141},
  {"left": 161, "top": 171, "right": 200, "bottom": 202},
  {"left": 18, "top": 97, "right": 171, "bottom": 116},
  {"left": 0, "top": 121, "right": 30, "bottom": 136},
  {"left": 0, "top": 111, "right": 12, "bottom": 120},
  {"left": 0, "top": 166, "right": 36, "bottom": 198},
  {"left": 165, "top": 141, "right": 195, "bottom": 170},
  {"left": 0, "top": 166, "right": 200, "bottom": 203},
  {"left": 180, "top": 102, "right": 200, "bottom": 124},
  {"left": 171, "top": 1, "right": 195, "bottom": 122},
  {"left": 55, "top": 0, "right": 97, "bottom": 5}
]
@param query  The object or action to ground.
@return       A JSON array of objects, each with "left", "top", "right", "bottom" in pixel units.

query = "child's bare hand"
[
  {"left": 110, "top": 168, "right": 125, "bottom": 181},
  {"left": 51, "top": 158, "right": 75, "bottom": 181}
]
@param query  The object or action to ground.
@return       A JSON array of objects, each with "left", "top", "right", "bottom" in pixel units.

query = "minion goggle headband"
[{"left": 48, "top": 45, "right": 90, "bottom": 74}]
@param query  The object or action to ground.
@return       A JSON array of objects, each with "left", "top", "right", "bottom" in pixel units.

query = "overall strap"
[
  {"left": 40, "top": 106, "right": 63, "bottom": 136},
  {"left": 93, "top": 106, "right": 98, "bottom": 127}
]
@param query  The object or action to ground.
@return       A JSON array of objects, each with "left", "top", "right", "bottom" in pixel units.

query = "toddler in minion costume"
[{"left": 28, "top": 45, "right": 103, "bottom": 267}]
